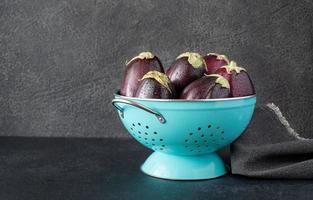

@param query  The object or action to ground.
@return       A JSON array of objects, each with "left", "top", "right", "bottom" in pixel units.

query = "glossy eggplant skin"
[
  {"left": 120, "top": 57, "right": 164, "bottom": 97},
  {"left": 135, "top": 78, "right": 176, "bottom": 99},
  {"left": 180, "top": 76, "right": 230, "bottom": 100},
  {"left": 231, "top": 71, "right": 255, "bottom": 97},
  {"left": 203, "top": 54, "right": 229, "bottom": 74},
  {"left": 216, "top": 68, "right": 255, "bottom": 97},
  {"left": 166, "top": 57, "right": 204, "bottom": 93}
]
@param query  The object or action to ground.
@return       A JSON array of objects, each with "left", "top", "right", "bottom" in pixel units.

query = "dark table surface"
[{"left": 0, "top": 137, "right": 312, "bottom": 200}]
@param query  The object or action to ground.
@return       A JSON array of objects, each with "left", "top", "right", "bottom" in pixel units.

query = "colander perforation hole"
[
  {"left": 201, "top": 134, "right": 204, "bottom": 137},
  {"left": 208, "top": 125, "right": 211, "bottom": 128},
  {"left": 161, "top": 145, "right": 165, "bottom": 147},
  {"left": 194, "top": 140, "right": 198, "bottom": 143},
  {"left": 189, "top": 133, "right": 193, "bottom": 136},
  {"left": 138, "top": 123, "right": 141, "bottom": 126},
  {"left": 144, "top": 138, "right": 147, "bottom": 140},
  {"left": 198, "top": 127, "right": 201, "bottom": 131},
  {"left": 145, "top": 126, "right": 149, "bottom": 129},
  {"left": 160, "top": 148, "right": 163, "bottom": 150},
  {"left": 185, "top": 139, "right": 188, "bottom": 142},
  {"left": 152, "top": 139, "right": 155, "bottom": 141},
  {"left": 160, "top": 139, "right": 163, "bottom": 141},
  {"left": 152, "top": 144, "right": 155, "bottom": 146},
  {"left": 185, "top": 145, "right": 188, "bottom": 148},
  {"left": 138, "top": 131, "right": 141, "bottom": 134},
  {"left": 132, "top": 123, "right": 135, "bottom": 127},
  {"left": 190, "top": 150, "right": 193, "bottom": 152},
  {"left": 154, "top": 131, "right": 157, "bottom": 135},
  {"left": 216, "top": 126, "right": 220, "bottom": 129},
  {"left": 221, "top": 131, "right": 224, "bottom": 134},
  {"left": 144, "top": 132, "right": 148, "bottom": 135},
  {"left": 210, "top": 134, "right": 214, "bottom": 137},
  {"left": 130, "top": 128, "right": 133, "bottom": 130}
]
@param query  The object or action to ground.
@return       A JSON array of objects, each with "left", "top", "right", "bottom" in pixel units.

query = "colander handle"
[{"left": 112, "top": 99, "right": 166, "bottom": 124}]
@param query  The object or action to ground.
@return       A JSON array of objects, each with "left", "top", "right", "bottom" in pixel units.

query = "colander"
[{"left": 112, "top": 92, "right": 256, "bottom": 180}]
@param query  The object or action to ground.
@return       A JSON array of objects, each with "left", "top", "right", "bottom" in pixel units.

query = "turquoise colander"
[{"left": 112, "top": 92, "right": 256, "bottom": 180}]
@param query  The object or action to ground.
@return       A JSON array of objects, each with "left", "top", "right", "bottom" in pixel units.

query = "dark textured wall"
[{"left": 1, "top": 0, "right": 312, "bottom": 137}]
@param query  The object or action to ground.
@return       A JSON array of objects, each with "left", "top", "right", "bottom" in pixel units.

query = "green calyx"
[
  {"left": 207, "top": 53, "right": 230, "bottom": 64},
  {"left": 140, "top": 71, "right": 172, "bottom": 93},
  {"left": 205, "top": 74, "right": 230, "bottom": 89},
  {"left": 126, "top": 52, "right": 155, "bottom": 65},
  {"left": 176, "top": 52, "right": 203, "bottom": 68},
  {"left": 221, "top": 61, "right": 246, "bottom": 74}
]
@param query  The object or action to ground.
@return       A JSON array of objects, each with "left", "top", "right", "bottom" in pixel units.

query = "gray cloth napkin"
[{"left": 231, "top": 104, "right": 313, "bottom": 179}]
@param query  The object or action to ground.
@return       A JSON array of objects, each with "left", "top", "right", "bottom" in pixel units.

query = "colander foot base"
[{"left": 140, "top": 152, "right": 227, "bottom": 180}]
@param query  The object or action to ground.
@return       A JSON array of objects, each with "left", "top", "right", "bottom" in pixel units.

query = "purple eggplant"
[
  {"left": 215, "top": 61, "right": 255, "bottom": 97},
  {"left": 120, "top": 52, "right": 164, "bottom": 97},
  {"left": 135, "top": 71, "right": 176, "bottom": 99},
  {"left": 166, "top": 52, "right": 205, "bottom": 92},
  {"left": 203, "top": 53, "right": 229, "bottom": 74},
  {"left": 180, "top": 74, "right": 230, "bottom": 99}
]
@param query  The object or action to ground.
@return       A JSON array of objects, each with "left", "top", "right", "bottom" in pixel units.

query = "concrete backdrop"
[{"left": 0, "top": 0, "right": 312, "bottom": 137}]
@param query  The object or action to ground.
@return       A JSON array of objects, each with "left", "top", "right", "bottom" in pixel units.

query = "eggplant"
[
  {"left": 166, "top": 52, "right": 205, "bottom": 93},
  {"left": 180, "top": 74, "right": 230, "bottom": 99},
  {"left": 120, "top": 52, "right": 164, "bottom": 97},
  {"left": 215, "top": 61, "right": 255, "bottom": 97},
  {"left": 203, "top": 53, "right": 229, "bottom": 74},
  {"left": 135, "top": 71, "right": 176, "bottom": 99}
]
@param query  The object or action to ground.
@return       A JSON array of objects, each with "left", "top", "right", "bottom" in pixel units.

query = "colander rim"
[{"left": 114, "top": 90, "right": 256, "bottom": 102}]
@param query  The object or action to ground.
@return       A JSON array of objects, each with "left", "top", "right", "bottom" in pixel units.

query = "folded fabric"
[{"left": 231, "top": 104, "right": 313, "bottom": 179}]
